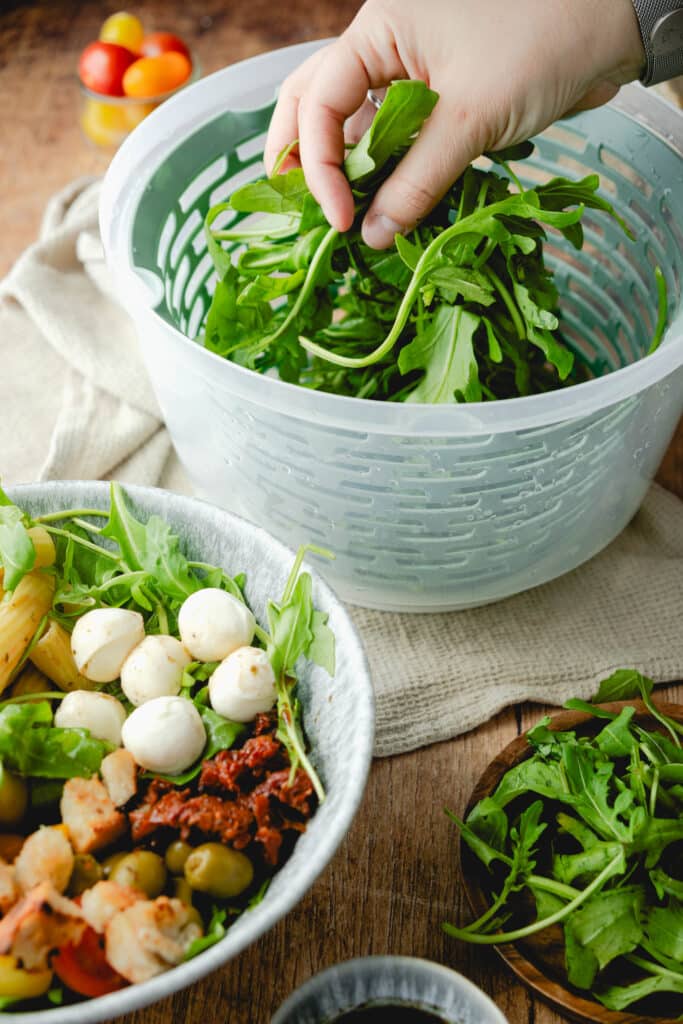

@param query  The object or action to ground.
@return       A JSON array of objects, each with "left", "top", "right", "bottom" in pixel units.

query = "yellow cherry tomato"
[
  {"left": 122, "top": 52, "right": 191, "bottom": 99},
  {"left": 99, "top": 11, "right": 145, "bottom": 53},
  {"left": 80, "top": 99, "right": 130, "bottom": 148},
  {"left": 124, "top": 100, "right": 157, "bottom": 130},
  {"left": 0, "top": 955, "right": 52, "bottom": 999}
]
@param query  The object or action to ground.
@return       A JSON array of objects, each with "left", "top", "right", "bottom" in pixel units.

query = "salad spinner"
[{"left": 100, "top": 40, "right": 683, "bottom": 612}]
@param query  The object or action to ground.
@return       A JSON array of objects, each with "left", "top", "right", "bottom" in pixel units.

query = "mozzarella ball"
[
  {"left": 209, "top": 646, "right": 277, "bottom": 723},
  {"left": 54, "top": 690, "right": 127, "bottom": 746},
  {"left": 120, "top": 635, "right": 191, "bottom": 706},
  {"left": 121, "top": 696, "right": 206, "bottom": 775},
  {"left": 178, "top": 589, "right": 255, "bottom": 662},
  {"left": 71, "top": 608, "right": 145, "bottom": 683}
]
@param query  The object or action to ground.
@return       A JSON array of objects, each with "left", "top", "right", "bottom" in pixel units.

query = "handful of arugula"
[
  {"left": 200, "top": 80, "right": 665, "bottom": 402},
  {"left": 445, "top": 670, "right": 683, "bottom": 1014}
]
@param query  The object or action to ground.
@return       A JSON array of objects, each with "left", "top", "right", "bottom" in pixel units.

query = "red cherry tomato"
[
  {"left": 122, "top": 52, "right": 192, "bottom": 99},
  {"left": 78, "top": 41, "right": 137, "bottom": 97},
  {"left": 53, "top": 926, "right": 127, "bottom": 997},
  {"left": 140, "top": 31, "right": 191, "bottom": 60}
]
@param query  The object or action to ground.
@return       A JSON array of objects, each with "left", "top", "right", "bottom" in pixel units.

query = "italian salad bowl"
[{"left": 2, "top": 480, "right": 374, "bottom": 1024}]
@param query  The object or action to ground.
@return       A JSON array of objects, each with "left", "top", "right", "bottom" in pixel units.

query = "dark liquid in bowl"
[{"left": 331, "top": 1007, "right": 446, "bottom": 1022}]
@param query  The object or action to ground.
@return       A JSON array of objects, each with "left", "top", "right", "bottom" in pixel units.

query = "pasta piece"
[
  {"left": 10, "top": 664, "right": 51, "bottom": 700},
  {"left": 26, "top": 527, "right": 56, "bottom": 569},
  {"left": 0, "top": 573, "right": 54, "bottom": 694},
  {"left": 29, "top": 620, "right": 95, "bottom": 692}
]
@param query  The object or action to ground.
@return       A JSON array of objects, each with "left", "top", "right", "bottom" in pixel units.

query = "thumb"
[{"left": 361, "top": 101, "right": 484, "bottom": 249}]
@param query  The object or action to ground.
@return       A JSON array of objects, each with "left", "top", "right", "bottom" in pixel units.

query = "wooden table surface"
[{"left": 1, "top": 4, "right": 681, "bottom": 1023}]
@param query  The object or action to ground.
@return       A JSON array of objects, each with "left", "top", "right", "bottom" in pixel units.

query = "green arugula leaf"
[
  {"left": 553, "top": 840, "right": 626, "bottom": 886},
  {"left": 649, "top": 868, "right": 683, "bottom": 902},
  {"left": 230, "top": 167, "right": 312, "bottom": 215},
  {"left": 564, "top": 886, "right": 644, "bottom": 989},
  {"left": 184, "top": 906, "right": 228, "bottom": 959},
  {"left": 0, "top": 701, "right": 111, "bottom": 778},
  {"left": 594, "top": 706, "right": 638, "bottom": 757},
  {"left": 644, "top": 899, "right": 683, "bottom": 963},
  {"left": 101, "top": 482, "right": 200, "bottom": 602},
  {"left": 0, "top": 487, "right": 36, "bottom": 592},
  {"left": 598, "top": 962, "right": 683, "bottom": 1011},
  {"left": 593, "top": 668, "right": 654, "bottom": 703},
  {"left": 344, "top": 79, "right": 439, "bottom": 183},
  {"left": 400, "top": 306, "right": 482, "bottom": 403}
]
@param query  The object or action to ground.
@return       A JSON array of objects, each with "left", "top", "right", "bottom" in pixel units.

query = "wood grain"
[{"left": 0, "top": 5, "right": 681, "bottom": 1024}]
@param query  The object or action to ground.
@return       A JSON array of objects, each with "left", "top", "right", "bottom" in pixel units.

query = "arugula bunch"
[
  {"left": 199, "top": 80, "right": 665, "bottom": 403},
  {"left": 444, "top": 670, "right": 683, "bottom": 1013}
]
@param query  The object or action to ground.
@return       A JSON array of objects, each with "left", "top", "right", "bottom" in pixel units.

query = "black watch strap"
[{"left": 631, "top": 0, "right": 683, "bottom": 84}]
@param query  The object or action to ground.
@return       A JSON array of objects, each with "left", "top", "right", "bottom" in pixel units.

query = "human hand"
[{"left": 264, "top": 0, "right": 645, "bottom": 248}]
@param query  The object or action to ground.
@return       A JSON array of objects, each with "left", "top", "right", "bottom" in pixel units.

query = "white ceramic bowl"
[
  {"left": 271, "top": 956, "right": 508, "bottom": 1023},
  {"left": 5, "top": 481, "right": 375, "bottom": 1024}
]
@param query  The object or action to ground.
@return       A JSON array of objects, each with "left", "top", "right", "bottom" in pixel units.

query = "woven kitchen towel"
[{"left": 1, "top": 178, "right": 682, "bottom": 757}]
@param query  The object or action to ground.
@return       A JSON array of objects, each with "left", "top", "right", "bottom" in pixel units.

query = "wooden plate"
[{"left": 460, "top": 700, "right": 683, "bottom": 1024}]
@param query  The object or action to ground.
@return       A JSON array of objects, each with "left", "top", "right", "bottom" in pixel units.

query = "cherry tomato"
[
  {"left": 99, "top": 11, "right": 145, "bottom": 53},
  {"left": 53, "top": 927, "right": 126, "bottom": 997},
  {"left": 140, "top": 31, "right": 191, "bottom": 60},
  {"left": 78, "top": 41, "right": 136, "bottom": 97},
  {"left": 122, "top": 52, "right": 192, "bottom": 98},
  {"left": 80, "top": 99, "right": 130, "bottom": 147}
]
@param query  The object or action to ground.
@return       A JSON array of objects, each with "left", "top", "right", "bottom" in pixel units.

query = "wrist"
[{"left": 611, "top": 0, "right": 648, "bottom": 81}]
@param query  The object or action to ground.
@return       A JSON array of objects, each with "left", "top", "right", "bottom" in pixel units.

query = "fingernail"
[{"left": 362, "top": 212, "right": 404, "bottom": 249}]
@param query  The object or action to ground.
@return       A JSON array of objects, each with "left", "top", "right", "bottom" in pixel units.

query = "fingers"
[
  {"left": 362, "top": 101, "right": 484, "bottom": 248},
  {"left": 296, "top": 38, "right": 377, "bottom": 231},
  {"left": 263, "top": 48, "right": 327, "bottom": 175}
]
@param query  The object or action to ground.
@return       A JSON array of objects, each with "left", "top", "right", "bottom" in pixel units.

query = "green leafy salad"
[
  {"left": 199, "top": 79, "right": 666, "bottom": 402},
  {"left": 0, "top": 482, "right": 333, "bottom": 1009},
  {"left": 445, "top": 670, "right": 683, "bottom": 1015}
]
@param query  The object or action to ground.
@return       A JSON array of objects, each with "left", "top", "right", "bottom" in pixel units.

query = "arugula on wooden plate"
[{"left": 445, "top": 669, "right": 683, "bottom": 1013}]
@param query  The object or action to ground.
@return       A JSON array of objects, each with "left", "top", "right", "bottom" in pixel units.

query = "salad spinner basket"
[{"left": 101, "top": 40, "right": 683, "bottom": 612}]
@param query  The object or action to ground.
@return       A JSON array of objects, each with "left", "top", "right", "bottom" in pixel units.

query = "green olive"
[
  {"left": 110, "top": 850, "right": 167, "bottom": 898},
  {"left": 171, "top": 876, "right": 194, "bottom": 905},
  {"left": 165, "top": 840, "right": 193, "bottom": 875},
  {"left": 102, "top": 851, "right": 126, "bottom": 878},
  {"left": 0, "top": 770, "right": 27, "bottom": 827},
  {"left": 68, "top": 854, "right": 103, "bottom": 897},
  {"left": 184, "top": 843, "right": 253, "bottom": 899}
]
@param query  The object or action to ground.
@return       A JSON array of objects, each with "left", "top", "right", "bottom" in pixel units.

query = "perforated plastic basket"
[{"left": 101, "top": 40, "right": 683, "bottom": 612}]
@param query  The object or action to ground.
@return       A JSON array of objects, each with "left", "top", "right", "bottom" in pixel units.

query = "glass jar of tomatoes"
[{"left": 78, "top": 12, "right": 199, "bottom": 149}]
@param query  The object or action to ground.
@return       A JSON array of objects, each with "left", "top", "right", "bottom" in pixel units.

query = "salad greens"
[
  {"left": 444, "top": 669, "right": 683, "bottom": 1014},
  {"left": 199, "top": 80, "right": 664, "bottom": 403},
  {"left": 0, "top": 481, "right": 333, "bottom": 798},
  {"left": 0, "top": 701, "right": 112, "bottom": 780}
]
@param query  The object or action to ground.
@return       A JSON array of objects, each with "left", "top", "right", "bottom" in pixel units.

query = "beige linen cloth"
[{"left": 1, "top": 179, "right": 682, "bottom": 757}]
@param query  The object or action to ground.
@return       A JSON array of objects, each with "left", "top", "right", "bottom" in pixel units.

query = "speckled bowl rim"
[
  {"left": 4, "top": 481, "right": 375, "bottom": 1024},
  {"left": 270, "top": 955, "right": 509, "bottom": 1024}
]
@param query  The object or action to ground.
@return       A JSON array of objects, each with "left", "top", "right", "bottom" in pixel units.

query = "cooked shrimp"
[
  {"left": 0, "top": 882, "right": 84, "bottom": 969},
  {"left": 80, "top": 880, "right": 141, "bottom": 934},
  {"left": 14, "top": 826, "right": 74, "bottom": 894},
  {"left": 104, "top": 896, "right": 202, "bottom": 983}
]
